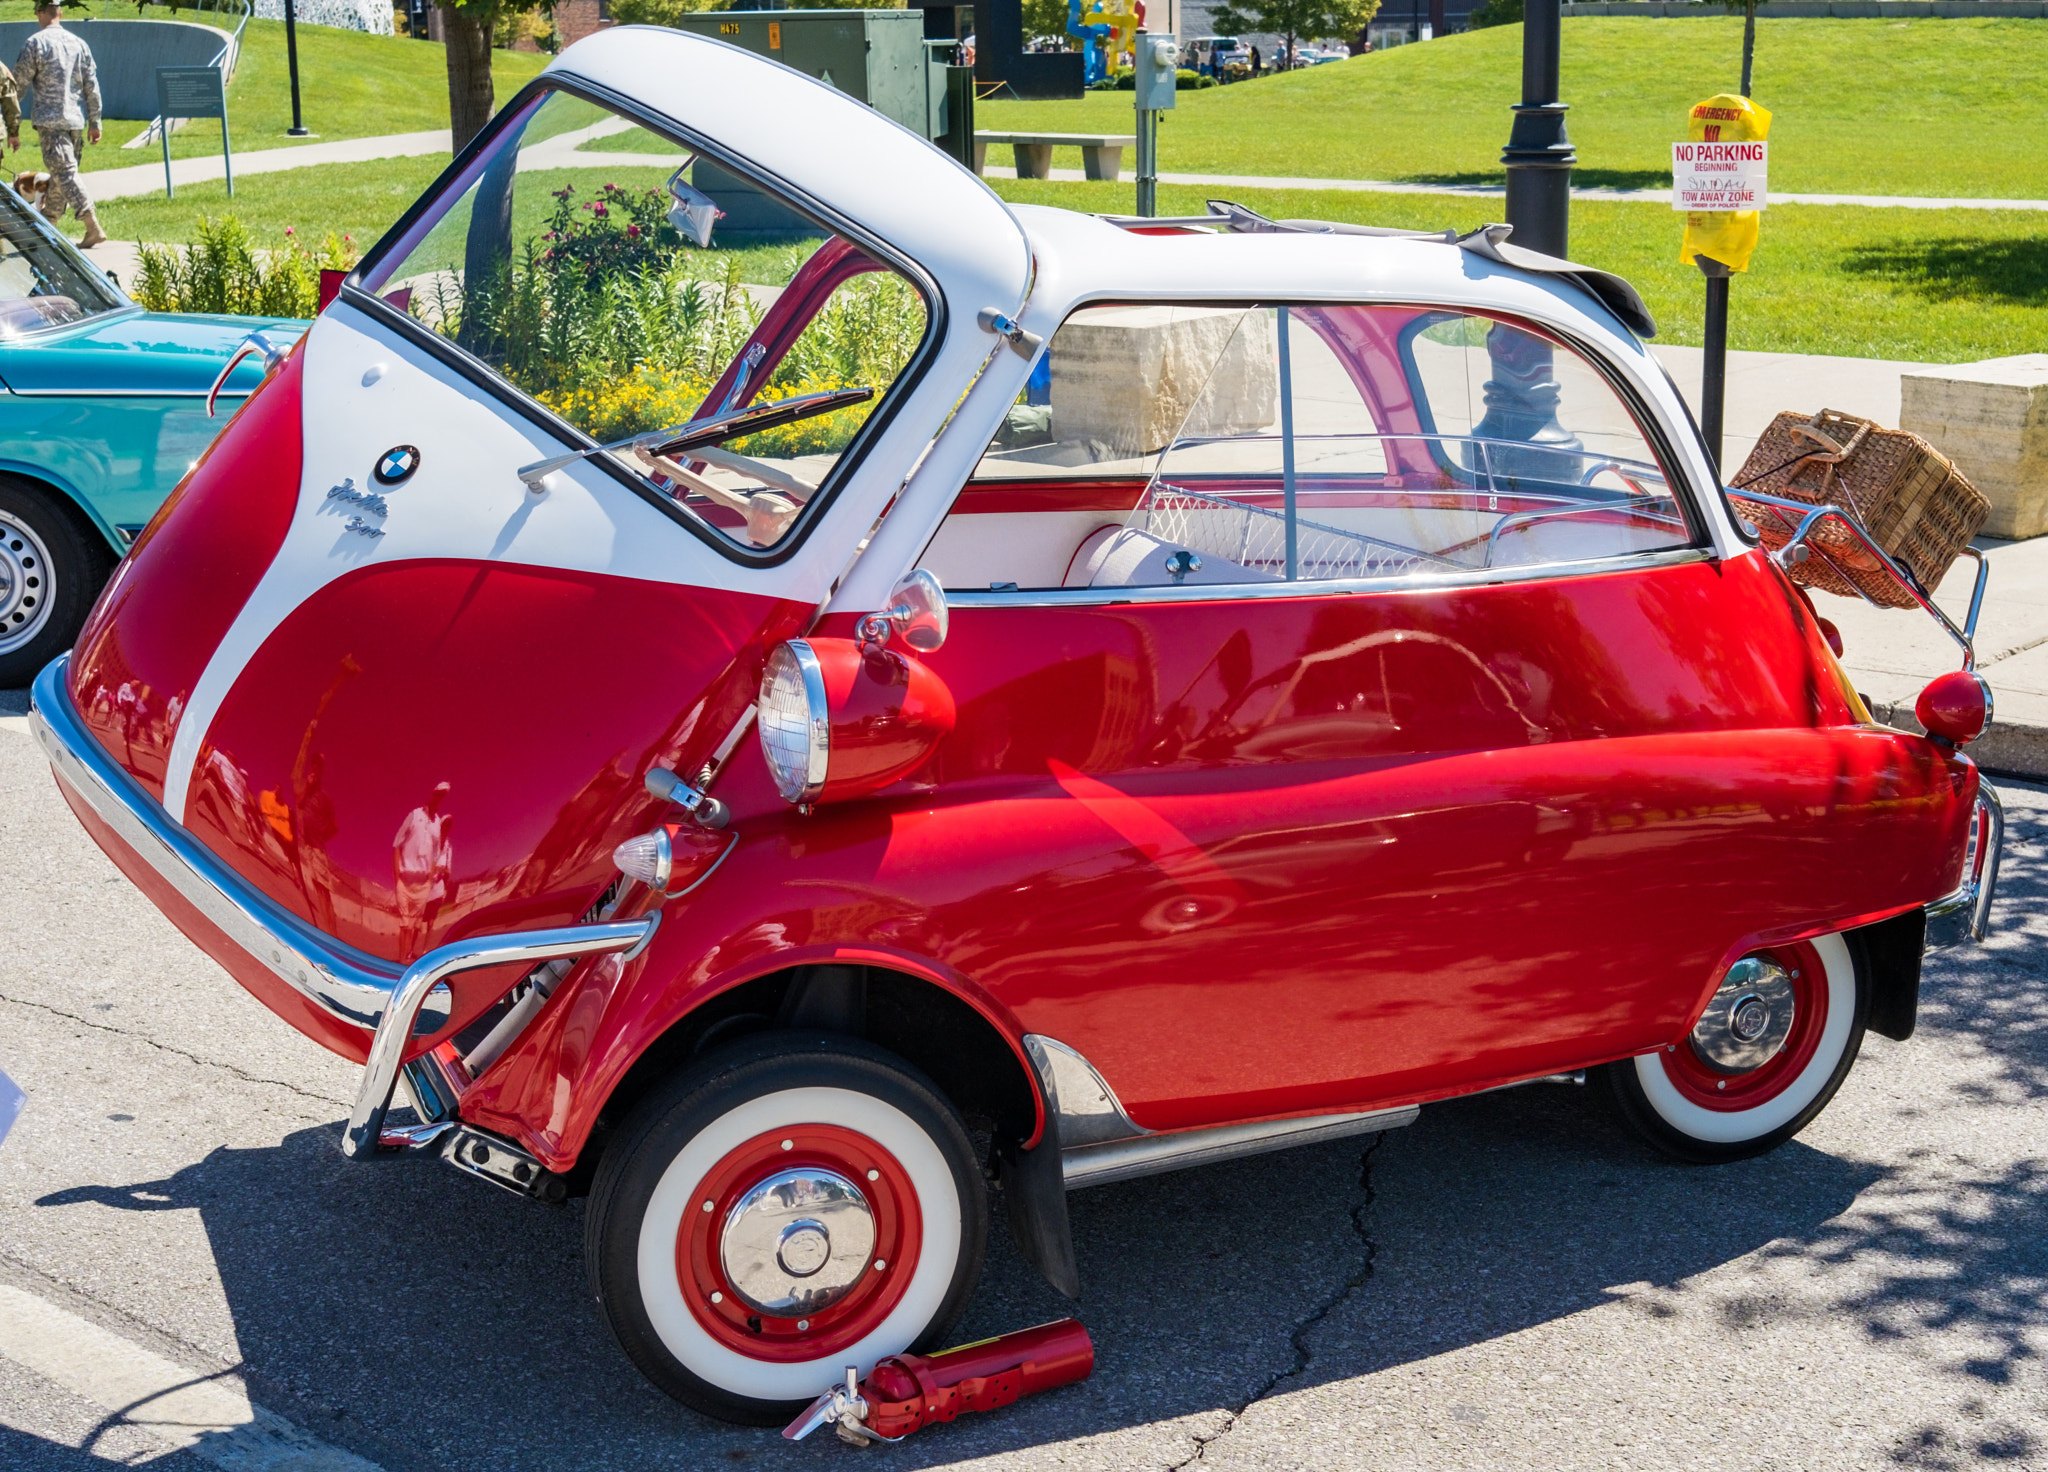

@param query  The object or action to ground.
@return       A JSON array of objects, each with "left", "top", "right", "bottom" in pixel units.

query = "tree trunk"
[
  {"left": 1740, "top": 0, "right": 1756, "bottom": 96},
  {"left": 442, "top": 2, "right": 497, "bottom": 154}
]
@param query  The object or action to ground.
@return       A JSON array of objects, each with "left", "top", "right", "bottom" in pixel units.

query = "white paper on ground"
[{"left": 0, "top": 1068, "right": 23, "bottom": 1150}]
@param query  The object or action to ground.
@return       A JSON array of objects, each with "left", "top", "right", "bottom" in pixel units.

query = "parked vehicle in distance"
[
  {"left": 33, "top": 27, "right": 2004, "bottom": 1430},
  {"left": 0, "top": 186, "right": 301, "bottom": 686}
]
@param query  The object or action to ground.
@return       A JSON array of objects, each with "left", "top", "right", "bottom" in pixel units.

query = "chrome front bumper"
[
  {"left": 1926, "top": 775, "right": 2003, "bottom": 948},
  {"left": 29, "top": 656, "right": 656, "bottom": 1160}
]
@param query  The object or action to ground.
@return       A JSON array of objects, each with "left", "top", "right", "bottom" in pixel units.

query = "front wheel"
[
  {"left": 0, "top": 480, "right": 113, "bottom": 689},
  {"left": 1606, "top": 932, "right": 1868, "bottom": 1163},
  {"left": 585, "top": 1033, "right": 988, "bottom": 1425}
]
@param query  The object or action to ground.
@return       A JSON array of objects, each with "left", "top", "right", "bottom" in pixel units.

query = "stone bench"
[
  {"left": 974, "top": 131, "right": 1138, "bottom": 183},
  {"left": 1901, "top": 355, "right": 2048, "bottom": 539}
]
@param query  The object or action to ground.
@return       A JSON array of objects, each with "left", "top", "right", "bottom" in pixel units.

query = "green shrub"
[
  {"left": 133, "top": 216, "right": 357, "bottom": 318},
  {"left": 1467, "top": 0, "right": 1522, "bottom": 27}
]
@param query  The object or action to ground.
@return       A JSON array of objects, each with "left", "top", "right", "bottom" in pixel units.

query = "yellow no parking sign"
[{"left": 1677, "top": 93, "right": 1772, "bottom": 271}]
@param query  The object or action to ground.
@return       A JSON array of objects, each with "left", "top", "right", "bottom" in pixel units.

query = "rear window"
[
  {"left": 355, "top": 86, "right": 931, "bottom": 553},
  {"left": 927, "top": 301, "right": 1693, "bottom": 593}
]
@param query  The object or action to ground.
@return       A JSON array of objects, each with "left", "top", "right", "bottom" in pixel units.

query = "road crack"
[
  {"left": 1169, "top": 1132, "right": 1389, "bottom": 1469},
  {"left": 0, "top": 990, "right": 348, "bottom": 1109}
]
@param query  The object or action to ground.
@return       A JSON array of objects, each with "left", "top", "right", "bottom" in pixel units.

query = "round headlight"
[{"left": 758, "top": 639, "right": 830, "bottom": 805}]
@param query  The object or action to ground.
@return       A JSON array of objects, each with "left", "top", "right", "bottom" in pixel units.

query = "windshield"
[
  {"left": 355, "top": 86, "right": 931, "bottom": 554},
  {"left": 0, "top": 185, "right": 125, "bottom": 336}
]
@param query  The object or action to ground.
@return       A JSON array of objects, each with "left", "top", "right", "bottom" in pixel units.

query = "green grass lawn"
[
  {"left": 92, "top": 153, "right": 2047, "bottom": 364},
  {"left": 980, "top": 17, "right": 2048, "bottom": 200},
  {"left": 0, "top": 8, "right": 551, "bottom": 172},
  {"left": 991, "top": 179, "right": 2048, "bottom": 363}
]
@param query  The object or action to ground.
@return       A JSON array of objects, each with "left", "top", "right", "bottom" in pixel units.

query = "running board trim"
[{"left": 1061, "top": 1103, "right": 1420, "bottom": 1189}]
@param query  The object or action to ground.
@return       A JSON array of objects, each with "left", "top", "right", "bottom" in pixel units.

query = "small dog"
[{"left": 10, "top": 172, "right": 50, "bottom": 213}]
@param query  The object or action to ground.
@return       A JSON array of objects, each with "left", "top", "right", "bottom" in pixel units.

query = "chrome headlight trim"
[{"left": 759, "top": 638, "right": 831, "bottom": 805}]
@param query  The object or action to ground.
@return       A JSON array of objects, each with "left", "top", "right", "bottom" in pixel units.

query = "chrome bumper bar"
[
  {"left": 29, "top": 656, "right": 657, "bottom": 1161},
  {"left": 1927, "top": 776, "right": 2003, "bottom": 947}
]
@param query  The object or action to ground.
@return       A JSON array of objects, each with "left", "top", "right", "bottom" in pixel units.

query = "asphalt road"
[{"left": 3, "top": 687, "right": 2046, "bottom": 1471}]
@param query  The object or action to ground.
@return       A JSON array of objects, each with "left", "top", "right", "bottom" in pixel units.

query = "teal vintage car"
[{"left": 0, "top": 184, "right": 304, "bottom": 686}]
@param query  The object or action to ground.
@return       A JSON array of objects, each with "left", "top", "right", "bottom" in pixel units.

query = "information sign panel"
[
  {"left": 1672, "top": 140, "right": 1769, "bottom": 212},
  {"left": 155, "top": 66, "right": 232, "bottom": 200}
]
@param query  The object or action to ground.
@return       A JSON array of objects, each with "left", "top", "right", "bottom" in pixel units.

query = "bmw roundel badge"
[{"left": 373, "top": 445, "right": 421, "bottom": 486}]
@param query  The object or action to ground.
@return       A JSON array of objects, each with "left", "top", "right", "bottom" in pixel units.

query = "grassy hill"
[
  {"left": 0, "top": 6, "right": 551, "bottom": 165},
  {"left": 980, "top": 17, "right": 2048, "bottom": 200}
]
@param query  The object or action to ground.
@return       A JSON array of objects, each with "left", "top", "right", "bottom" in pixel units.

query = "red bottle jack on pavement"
[{"left": 783, "top": 1319, "right": 1095, "bottom": 1445}]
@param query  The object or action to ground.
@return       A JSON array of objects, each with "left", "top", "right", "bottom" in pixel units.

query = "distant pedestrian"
[
  {"left": 12, "top": 1, "right": 104, "bottom": 248},
  {"left": 1250, "top": 44, "right": 1262, "bottom": 75}
]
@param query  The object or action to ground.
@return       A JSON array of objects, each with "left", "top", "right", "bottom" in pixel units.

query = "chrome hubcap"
[
  {"left": 0, "top": 510, "right": 54, "bottom": 656},
  {"left": 719, "top": 1168, "right": 876, "bottom": 1316},
  {"left": 1691, "top": 955, "right": 1797, "bottom": 1074}
]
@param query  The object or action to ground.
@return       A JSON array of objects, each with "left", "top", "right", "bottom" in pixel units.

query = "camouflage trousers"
[{"left": 34, "top": 127, "right": 91, "bottom": 219}]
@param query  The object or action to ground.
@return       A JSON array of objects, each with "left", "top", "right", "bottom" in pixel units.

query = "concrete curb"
[{"left": 1862, "top": 696, "right": 2048, "bottom": 781}]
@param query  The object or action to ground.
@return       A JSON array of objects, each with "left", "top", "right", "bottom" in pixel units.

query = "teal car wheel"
[{"left": 0, "top": 480, "right": 112, "bottom": 688}]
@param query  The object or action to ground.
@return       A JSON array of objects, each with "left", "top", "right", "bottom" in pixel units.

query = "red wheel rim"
[
  {"left": 676, "top": 1124, "right": 922, "bottom": 1363},
  {"left": 1662, "top": 941, "right": 1828, "bottom": 1112}
]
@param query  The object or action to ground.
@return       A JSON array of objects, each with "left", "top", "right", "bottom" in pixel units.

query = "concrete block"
[
  {"left": 1050, "top": 307, "right": 1277, "bottom": 456},
  {"left": 1901, "top": 355, "right": 2048, "bottom": 540}
]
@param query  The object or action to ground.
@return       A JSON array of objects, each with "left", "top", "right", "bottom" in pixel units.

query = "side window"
[
  {"left": 923, "top": 302, "right": 1690, "bottom": 593},
  {"left": 354, "top": 87, "right": 930, "bottom": 553}
]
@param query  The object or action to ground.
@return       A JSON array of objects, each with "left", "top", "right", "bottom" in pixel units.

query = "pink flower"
[
  {"left": 284, "top": 225, "right": 294, "bottom": 235},
  {"left": 592, "top": 203, "right": 608, "bottom": 217},
  {"left": 626, "top": 224, "right": 640, "bottom": 238}
]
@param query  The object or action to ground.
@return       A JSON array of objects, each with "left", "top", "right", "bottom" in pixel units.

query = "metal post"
[
  {"left": 284, "top": 0, "right": 311, "bottom": 137},
  {"left": 1135, "top": 106, "right": 1157, "bottom": 217},
  {"left": 1698, "top": 255, "right": 1732, "bottom": 475},
  {"left": 1279, "top": 307, "right": 1297, "bottom": 580},
  {"left": 1501, "top": 0, "right": 1573, "bottom": 258}
]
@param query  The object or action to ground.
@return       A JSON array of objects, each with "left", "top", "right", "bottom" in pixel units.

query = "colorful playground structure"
[{"left": 1068, "top": 0, "right": 1144, "bottom": 85}]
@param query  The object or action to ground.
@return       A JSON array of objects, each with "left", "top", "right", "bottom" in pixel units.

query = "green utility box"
[{"left": 673, "top": 9, "right": 969, "bottom": 238}]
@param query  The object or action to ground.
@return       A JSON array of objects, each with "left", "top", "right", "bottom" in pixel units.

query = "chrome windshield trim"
[
  {"left": 32, "top": 655, "right": 407, "bottom": 1030},
  {"left": 946, "top": 545, "right": 1714, "bottom": 609},
  {"left": 1927, "top": 775, "right": 2003, "bottom": 947}
]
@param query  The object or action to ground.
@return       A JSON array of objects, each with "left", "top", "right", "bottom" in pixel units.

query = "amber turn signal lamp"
[
  {"left": 1916, "top": 669, "right": 1993, "bottom": 748},
  {"left": 758, "top": 637, "right": 956, "bottom": 806}
]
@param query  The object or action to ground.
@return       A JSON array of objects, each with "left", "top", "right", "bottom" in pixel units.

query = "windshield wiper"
[{"left": 516, "top": 387, "right": 874, "bottom": 493}]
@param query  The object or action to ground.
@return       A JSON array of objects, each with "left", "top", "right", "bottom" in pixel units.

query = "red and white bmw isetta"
[{"left": 33, "top": 27, "right": 2002, "bottom": 1424}]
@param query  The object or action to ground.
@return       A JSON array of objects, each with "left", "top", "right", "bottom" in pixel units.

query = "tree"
[
  {"left": 1023, "top": 0, "right": 1075, "bottom": 45},
  {"left": 1466, "top": 0, "right": 1520, "bottom": 28},
  {"left": 1209, "top": 0, "right": 1378, "bottom": 70},
  {"left": 1717, "top": 0, "right": 1759, "bottom": 95},
  {"left": 438, "top": 0, "right": 544, "bottom": 153}
]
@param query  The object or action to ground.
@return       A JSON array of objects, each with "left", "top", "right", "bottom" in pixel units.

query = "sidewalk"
[
  {"left": 993, "top": 165, "right": 2048, "bottom": 213},
  {"left": 79, "top": 130, "right": 452, "bottom": 202},
  {"left": 1654, "top": 345, "right": 2048, "bottom": 776}
]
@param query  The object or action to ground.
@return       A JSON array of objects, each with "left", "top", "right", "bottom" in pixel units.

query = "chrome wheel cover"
[
  {"left": 1690, "top": 954, "right": 1798, "bottom": 1074},
  {"left": 718, "top": 1167, "right": 877, "bottom": 1316},
  {"left": 0, "top": 509, "right": 54, "bottom": 656}
]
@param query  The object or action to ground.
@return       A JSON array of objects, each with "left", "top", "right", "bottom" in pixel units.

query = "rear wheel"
[
  {"left": 0, "top": 480, "right": 113, "bottom": 689},
  {"left": 585, "top": 1032, "right": 988, "bottom": 1424},
  {"left": 1607, "top": 933, "right": 1867, "bottom": 1163}
]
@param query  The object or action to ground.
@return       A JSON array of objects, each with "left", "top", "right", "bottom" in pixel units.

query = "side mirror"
[{"left": 857, "top": 568, "right": 949, "bottom": 654}]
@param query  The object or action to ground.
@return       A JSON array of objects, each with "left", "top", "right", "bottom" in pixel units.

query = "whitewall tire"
[{"left": 1608, "top": 932, "right": 1868, "bottom": 1163}]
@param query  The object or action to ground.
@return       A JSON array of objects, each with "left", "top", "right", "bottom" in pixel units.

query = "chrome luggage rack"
[
  {"left": 1735, "top": 491, "right": 2001, "bottom": 945},
  {"left": 1737, "top": 488, "right": 1988, "bottom": 669}
]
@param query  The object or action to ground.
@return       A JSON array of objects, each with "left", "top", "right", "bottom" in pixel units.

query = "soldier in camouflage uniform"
[{"left": 10, "top": 1, "right": 104, "bottom": 247}]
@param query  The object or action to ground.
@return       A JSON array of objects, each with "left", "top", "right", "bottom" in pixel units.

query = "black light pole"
[
  {"left": 284, "top": 0, "right": 311, "bottom": 137},
  {"left": 1485, "top": 0, "right": 1579, "bottom": 469},
  {"left": 1501, "top": 0, "right": 1572, "bottom": 257}
]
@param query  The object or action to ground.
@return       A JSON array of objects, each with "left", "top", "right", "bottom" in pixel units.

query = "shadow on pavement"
[{"left": 27, "top": 1092, "right": 1894, "bottom": 1470}]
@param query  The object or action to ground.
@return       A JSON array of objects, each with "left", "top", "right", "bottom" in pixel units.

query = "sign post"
[
  {"left": 1674, "top": 93, "right": 1771, "bottom": 474},
  {"left": 156, "top": 67, "right": 233, "bottom": 200}
]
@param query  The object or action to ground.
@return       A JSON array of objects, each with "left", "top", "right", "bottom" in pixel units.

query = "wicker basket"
[{"left": 1728, "top": 408, "right": 1988, "bottom": 609}]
